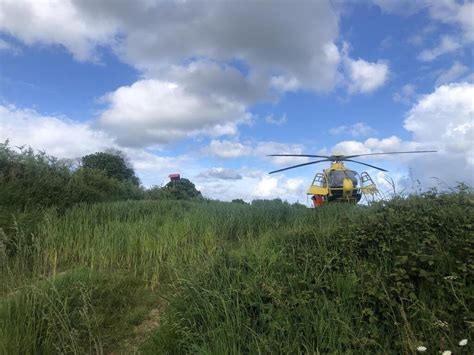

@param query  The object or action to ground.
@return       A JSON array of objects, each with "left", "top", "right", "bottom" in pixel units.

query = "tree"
[
  {"left": 81, "top": 151, "right": 139, "bottom": 185},
  {"left": 163, "top": 178, "right": 202, "bottom": 200}
]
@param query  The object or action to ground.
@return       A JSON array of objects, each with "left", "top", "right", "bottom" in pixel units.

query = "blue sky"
[{"left": 0, "top": 0, "right": 473, "bottom": 202}]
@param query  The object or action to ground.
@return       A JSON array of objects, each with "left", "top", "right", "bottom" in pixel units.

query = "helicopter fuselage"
[{"left": 307, "top": 161, "right": 377, "bottom": 207}]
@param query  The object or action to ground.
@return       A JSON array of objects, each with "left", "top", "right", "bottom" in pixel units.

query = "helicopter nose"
[{"left": 343, "top": 178, "right": 353, "bottom": 194}]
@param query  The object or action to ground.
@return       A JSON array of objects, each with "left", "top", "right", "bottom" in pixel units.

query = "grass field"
[{"left": 1, "top": 190, "right": 473, "bottom": 354}]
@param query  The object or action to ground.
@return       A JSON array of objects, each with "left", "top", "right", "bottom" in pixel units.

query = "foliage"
[
  {"left": 68, "top": 168, "right": 143, "bottom": 204},
  {"left": 144, "top": 185, "right": 175, "bottom": 200},
  {"left": 0, "top": 142, "right": 143, "bottom": 256},
  {"left": 81, "top": 151, "right": 140, "bottom": 186},
  {"left": 143, "top": 190, "right": 473, "bottom": 354},
  {"left": 0, "top": 142, "right": 71, "bottom": 211},
  {"left": 162, "top": 178, "right": 202, "bottom": 200}
]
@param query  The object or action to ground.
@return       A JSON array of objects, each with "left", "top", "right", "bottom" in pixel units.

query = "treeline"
[{"left": 0, "top": 142, "right": 201, "bottom": 233}]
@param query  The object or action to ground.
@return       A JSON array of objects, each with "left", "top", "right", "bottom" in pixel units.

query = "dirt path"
[{"left": 111, "top": 304, "right": 164, "bottom": 354}]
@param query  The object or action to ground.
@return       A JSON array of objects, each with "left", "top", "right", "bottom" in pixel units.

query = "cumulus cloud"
[
  {"left": 0, "top": 1, "right": 364, "bottom": 147},
  {"left": 0, "top": 0, "right": 394, "bottom": 150},
  {"left": 428, "top": 0, "right": 474, "bottom": 42},
  {"left": 99, "top": 78, "right": 251, "bottom": 147},
  {"left": 0, "top": 104, "right": 114, "bottom": 157},
  {"left": 345, "top": 57, "right": 389, "bottom": 94},
  {"left": 404, "top": 82, "right": 474, "bottom": 166},
  {"left": 254, "top": 175, "right": 305, "bottom": 200},
  {"left": 0, "top": 0, "right": 117, "bottom": 61},
  {"left": 342, "top": 44, "right": 389, "bottom": 94},
  {"left": 208, "top": 140, "right": 252, "bottom": 159},
  {"left": 254, "top": 141, "right": 309, "bottom": 165},
  {"left": 195, "top": 172, "right": 307, "bottom": 203},
  {"left": 207, "top": 139, "right": 308, "bottom": 165},
  {"left": 112, "top": 0, "right": 341, "bottom": 92},
  {"left": 0, "top": 0, "right": 341, "bottom": 92},
  {"left": 164, "top": 61, "right": 269, "bottom": 105},
  {"left": 331, "top": 136, "right": 421, "bottom": 159}
]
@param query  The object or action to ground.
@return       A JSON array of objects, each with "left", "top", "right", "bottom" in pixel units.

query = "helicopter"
[{"left": 268, "top": 150, "right": 436, "bottom": 207}]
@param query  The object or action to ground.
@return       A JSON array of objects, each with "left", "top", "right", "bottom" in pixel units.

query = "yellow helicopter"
[{"left": 268, "top": 151, "right": 436, "bottom": 207}]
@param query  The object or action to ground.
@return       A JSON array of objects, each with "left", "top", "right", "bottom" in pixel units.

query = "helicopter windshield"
[
  {"left": 329, "top": 171, "right": 346, "bottom": 187},
  {"left": 329, "top": 170, "right": 358, "bottom": 188}
]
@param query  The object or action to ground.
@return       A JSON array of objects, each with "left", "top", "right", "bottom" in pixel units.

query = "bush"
[
  {"left": 68, "top": 168, "right": 143, "bottom": 204},
  {"left": 143, "top": 190, "right": 474, "bottom": 353},
  {"left": 0, "top": 143, "right": 143, "bottom": 256},
  {"left": 162, "top": 178, "right": 203, "bottom": 200},
  {"left": 82, "top": 151, "right": 140, "bottom": 186}
]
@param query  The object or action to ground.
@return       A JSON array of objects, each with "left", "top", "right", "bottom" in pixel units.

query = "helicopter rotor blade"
[
  {"left": 342, "top": 150, "right": 437, "bottom": 160},
  {"left": 267, "top": 154, "right": 332, "bottom": 159},
  {"left": 268, "top": 159, "right": 330, "bottom": 174},
  {"left": 343, "top": 159, "right": 388, "bottom": 172}
]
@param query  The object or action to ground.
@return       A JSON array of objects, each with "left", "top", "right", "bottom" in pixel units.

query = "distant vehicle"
[{"left": 268, "top": 151, "right": 436, "bottom": 207}]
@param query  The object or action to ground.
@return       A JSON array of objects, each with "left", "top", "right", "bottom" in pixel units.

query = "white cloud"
[
  {"left": 346, "top": 58, "right": 389, "bottom": 94},
  {"left": 164, "top": 61, "right": 268, "bottom": 105},
  {"left": 270, "top": 75, "right": 301, "bottom": 92},
  {"left": 429, "top": 1, "right": 474, "bottom": 42},
  {"left": 436, "top": 61, "right": 470, "bottom": 85},
  {"left": 254, "top": 141, "right": 309, "bottom": 166},
  {"left": 342, "top": 43, "right": 389, "bottom": 94},
  {"left": 254, "top": 175, "right": 304, "bottom": 200},
  {"left": 0, "top": 104, "right": 113, "bottom": 157},
  {"left": 0, "top": 0, "right": 117, "bottom": 61},
  {"left": 207, "top": 139, "right": 308, "bottom": 166},
  {"left": 99, "top": 78, "right": 250, "bottom": 147},
  {"left": 0, "top": 0, "right": 341, "bottom": 92},
  {"left": 114, "top": 1, "right": 341, "bottom": 92},
  {"left": 0, "top": 0, "right": 394, "bottom": 142},
  {"left": 192, "top": 167, "right": 308, "bottom": 203},
  {"left": 329, "top": 122, "right": 377, "bottom": 137},
  {"left": 404, "top": 82, "right": 474, "bottom": 166},
  {"left": 208, "top": 139, "right": 252, "bottom": 159}
]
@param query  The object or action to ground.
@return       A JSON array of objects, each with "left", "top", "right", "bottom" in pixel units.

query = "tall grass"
[{"left": 1, "top": 191, "right": 472, "bottom": 353}]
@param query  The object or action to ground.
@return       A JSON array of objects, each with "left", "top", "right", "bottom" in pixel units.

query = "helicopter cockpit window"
[
  {"left": 329, "top": 171, "right": 346, "bottom": 187},
  {"left": 329, "top": 171, "right": 358, "bottom": 188}
]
